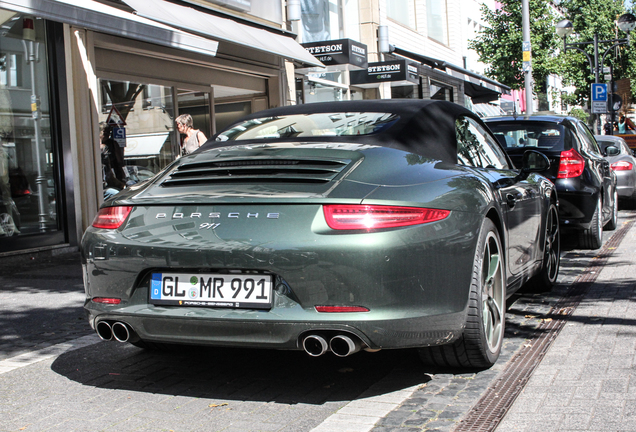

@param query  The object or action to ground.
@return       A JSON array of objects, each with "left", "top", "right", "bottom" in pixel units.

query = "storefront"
[
  {"left": 384, "top": 48, "right": 510, "bottom": 106},
  {"left": 0, "top": 0, "right": 322, "bottom": 255}
]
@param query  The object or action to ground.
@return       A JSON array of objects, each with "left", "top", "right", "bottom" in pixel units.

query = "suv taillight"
[{"left": 557, "top": 149, "right": 585, "bottom": 178}]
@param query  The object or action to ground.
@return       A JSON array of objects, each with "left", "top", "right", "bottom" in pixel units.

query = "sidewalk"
[{"left": 495, "top": 217, "right": 636, "bottom": 431}]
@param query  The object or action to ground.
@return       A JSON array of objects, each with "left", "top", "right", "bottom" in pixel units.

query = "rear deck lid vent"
[{"left": 160, "top": 157, "right": 352, "bottom": 187}]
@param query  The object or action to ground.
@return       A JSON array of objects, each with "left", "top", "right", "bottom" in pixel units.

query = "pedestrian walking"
[{"left": 176, "top": 114, "right": 207, "bottom": 156}]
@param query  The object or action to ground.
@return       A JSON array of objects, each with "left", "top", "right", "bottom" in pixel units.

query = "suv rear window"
[{"left": 487, "top": 121, "right": 570, "bottom": 151}]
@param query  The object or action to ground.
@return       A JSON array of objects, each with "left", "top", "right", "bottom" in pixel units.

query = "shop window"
[
  {"left": 0, "top": 13, "right": 61, "bottom": 243},
  {"left": 430, "top": 81, "right": 453, "bottom": 102},
  {"left": 391, "top": 85, "right": 417, "bottom": 99},
  {"left": 387, "top": 0, "right": 416, "bottom": 29},
  {"left": 215, "top": 102, "right": 251, "bottom": 135},
  {"left": 427, "top": 0, "right": 448, "bottom": 45},
  {"left": 98, "top": 79, "right": 176, "bottom": 200},
  {"left": 177, "top": 89, "right": 211, "bottom": 140}
]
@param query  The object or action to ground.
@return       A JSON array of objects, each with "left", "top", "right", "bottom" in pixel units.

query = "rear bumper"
[
  {"left": 555, "top": 188, "right": 598, "bottom": 229},
  {"left": 85, "top": 306, "right": 466, "bottom": 350}
]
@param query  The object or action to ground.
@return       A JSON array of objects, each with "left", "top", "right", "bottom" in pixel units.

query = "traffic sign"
[
  {"left": 591, "top": 83, "right": 607, "bottom": 102},
  {"left": 106, "top": 106, "right": 126, "bottom": 126},
  {"left": 591, "top": 83, "right": 608, "bottom": 114},
  {"left": 113, "top": 127, "right": 126, "bottom": 148}
]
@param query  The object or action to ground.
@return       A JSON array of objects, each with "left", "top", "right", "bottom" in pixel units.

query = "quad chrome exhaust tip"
[
  {"left": 96, "top": 321, "right": 113, "bottom": 341},
  {"left": 302, "top": 334, "right": 329, "bottom": 357},
  {"left": 301, "top": 333, "right": 364, "bottom": 357},
  {"left": 329, "top": 334, "right": 362, "bottom": 357},
  {"left": 96, "top": 321, "right": 138, "bottom": 343}
]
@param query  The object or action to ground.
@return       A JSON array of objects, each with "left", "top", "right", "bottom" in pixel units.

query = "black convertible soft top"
[{"left": 200, "top": 99, "right": 482, "bottom": 164}]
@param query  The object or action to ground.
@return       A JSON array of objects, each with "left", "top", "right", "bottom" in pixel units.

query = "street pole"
[
  {"left": 594, "top": 34, "right": 600, "bottom": 134},
  {"left": 522, "top": 0, "right": 533, "bottom": 115}
]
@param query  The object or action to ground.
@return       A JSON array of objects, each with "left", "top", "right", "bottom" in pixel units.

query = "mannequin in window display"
[{"left": 0, "top": 82, "right": 19, "bottom": 236}]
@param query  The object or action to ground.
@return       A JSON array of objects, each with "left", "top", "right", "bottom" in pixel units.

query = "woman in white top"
[{"left": 175, "top": 114, "right": 207, "bottom": 155}]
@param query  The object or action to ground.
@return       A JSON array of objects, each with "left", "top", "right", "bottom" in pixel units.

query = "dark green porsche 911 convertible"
[{"left": 81, "top": 99, "right": 560, "bottom": 369}]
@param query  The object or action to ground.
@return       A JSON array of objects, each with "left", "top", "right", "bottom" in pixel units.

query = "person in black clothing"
[{"left": 100, "top": 125, "right": 126, "bottom": 199}]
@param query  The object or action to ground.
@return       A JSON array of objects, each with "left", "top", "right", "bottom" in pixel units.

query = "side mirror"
[
  {"left": 520, "top": 149, "right": 550, "bottom": 174},
  {"left": 604, "top": 145, "right": 620, "bottom": 156}
]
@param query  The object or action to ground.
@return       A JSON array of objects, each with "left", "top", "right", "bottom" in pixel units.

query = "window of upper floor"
[
  {"left": 301, "top": 0, "right": 360, "bottom": 43},
  {"left": 387, "top": 0, "right": 416, "bottom": 29},
  {"left": 427, "top": 0, "right": 449, "bottom": 45}
]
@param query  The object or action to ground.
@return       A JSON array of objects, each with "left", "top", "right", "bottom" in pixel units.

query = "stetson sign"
[
  {"left": 302, "top": 39, "right": 368, "bottom": 69},
  {"left": 350, "top": 60, "right": 420, "bottom": 87}
]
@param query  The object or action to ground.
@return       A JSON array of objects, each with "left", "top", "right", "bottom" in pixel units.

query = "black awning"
[{"left": 391, "top": 47, "right": 510, "bottom": 103}]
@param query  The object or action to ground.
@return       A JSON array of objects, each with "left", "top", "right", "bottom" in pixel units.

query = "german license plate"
[{"left": 150, "top": 272, "right": 273, "bottom": 309}]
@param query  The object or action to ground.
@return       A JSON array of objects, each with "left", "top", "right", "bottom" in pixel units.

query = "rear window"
[
  {"left": 216, "top": 112, "right": 400, "bottom": 141},
  {"left": 487, "top": 121, "right": 570, "bottom": 151}
]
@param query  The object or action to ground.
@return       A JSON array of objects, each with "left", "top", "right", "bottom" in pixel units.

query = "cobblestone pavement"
[{"left": 0, "top": 212, "right": 632, "bottom": 432}]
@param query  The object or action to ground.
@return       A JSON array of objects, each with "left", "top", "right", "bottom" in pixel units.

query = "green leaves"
[{"left": 471, "top": 0, "right": 632, "bottom": 107}]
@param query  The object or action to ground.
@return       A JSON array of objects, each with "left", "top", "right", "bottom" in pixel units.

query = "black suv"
[{"left": 485, "top": 115, "right": 617, "bottom": 249}]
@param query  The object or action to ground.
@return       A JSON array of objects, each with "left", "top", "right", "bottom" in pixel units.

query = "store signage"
[
  {"left": 350, "top": 60, "right": 419, "bottom": 86},
  {"left": 302, "top": 39, "right": 368, "bottom": 69}
]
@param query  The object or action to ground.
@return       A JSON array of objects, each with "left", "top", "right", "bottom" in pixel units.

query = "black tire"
[
  {"left": 524, "top": 203, "right": 560, "bottom": 293},
  {"left": 580, "top": 196, "right": 603, "bottom": 250},
  {"left": 605, "top": 188, "right": 618, "bottom": 231},
  {"left": 418, "top": 218, "right": 505, "bottom": 369}
]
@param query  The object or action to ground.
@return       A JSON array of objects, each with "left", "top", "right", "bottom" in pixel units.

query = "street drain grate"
[{"left": 453, "top": 216, "right": 636, "bottom": 432}]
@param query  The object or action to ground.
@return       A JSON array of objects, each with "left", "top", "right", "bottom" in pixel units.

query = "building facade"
[{"left": 293, "top": 0, "right": 508, "bottom": 110}]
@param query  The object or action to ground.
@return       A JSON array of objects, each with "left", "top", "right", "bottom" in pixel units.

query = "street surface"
[{"left": 0, "top": 210, "right": 634, "bottom": 432}]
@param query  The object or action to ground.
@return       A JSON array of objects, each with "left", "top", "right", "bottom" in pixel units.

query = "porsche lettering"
[{"left": 156, "top": 212, "right": 280, "bottom": 219}]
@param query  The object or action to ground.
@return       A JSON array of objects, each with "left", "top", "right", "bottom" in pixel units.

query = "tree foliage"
[
  {"left": 470, "top": 0, "right": 632, "bottom": 108},
  {"left": 468, "top": 0, "right": 560, "bottom": 95},
  {"left": 558, "top": 0, "right": 626, "bottom": 105}
]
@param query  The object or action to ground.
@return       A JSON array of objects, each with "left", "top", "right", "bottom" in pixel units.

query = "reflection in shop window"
[
  {"left": 0, "top": 53, "right": 22, "bottom": 87},
  {"left": 98, "top": 79, "right": 176, "bottom": 201},
  {"left": 0, "top": 12, "right": 59, "bottom": 241}
]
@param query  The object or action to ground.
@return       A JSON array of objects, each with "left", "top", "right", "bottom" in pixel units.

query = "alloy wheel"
[
  {"left": 545, "top": 205, "right": 560, "bottom": 282},
  {"left": 481, "top": 232, "right": 504, "bottom": 352}
]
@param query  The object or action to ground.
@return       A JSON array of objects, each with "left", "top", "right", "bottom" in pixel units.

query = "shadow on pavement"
[{"left": 51, "top": 341, "right": 431, "bottom": 405}]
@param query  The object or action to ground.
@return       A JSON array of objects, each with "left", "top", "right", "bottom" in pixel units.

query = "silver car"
[{"left": 595, "top": 135, "right": 636, "bottom": 205}]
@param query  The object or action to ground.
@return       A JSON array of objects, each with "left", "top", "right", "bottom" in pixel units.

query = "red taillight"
[
  {"left": 315, "top": 305, "right": 370, "bottom": 313},
  {"left": 557, "top": 149, "right": 585, "bottom": 178},
  {"left": 92, "top": 297, "right": 121, "bottom": 304},
  {"left": 611, "top": 160, "right": 633, "bottom": 171},
  {"left": 92, "top": 206, "right": 133, "bottom": 229},
  {"left": 323, "top": 205, "right": 450, "bottom": 230}
]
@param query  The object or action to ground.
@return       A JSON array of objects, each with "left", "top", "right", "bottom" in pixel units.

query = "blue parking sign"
[{"left": 591, "top": 83, "right": 607, "bottom": 102}]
